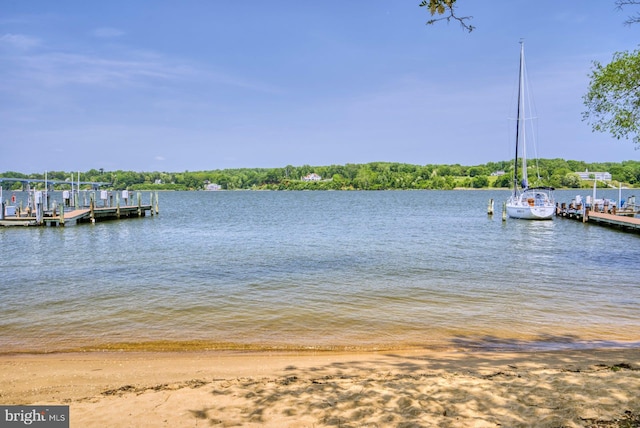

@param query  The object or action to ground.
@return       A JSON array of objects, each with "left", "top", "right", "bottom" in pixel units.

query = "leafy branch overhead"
[
  {"left": 583, "top": 48, "right": 640, "bottom": 148},
  {"left": 419, "top": 0, "right": 474, "bottom": 32}
]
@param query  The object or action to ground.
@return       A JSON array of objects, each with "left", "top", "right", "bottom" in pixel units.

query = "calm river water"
[{"left": 1, "top": 189, "right": 638, "bottom": 353}]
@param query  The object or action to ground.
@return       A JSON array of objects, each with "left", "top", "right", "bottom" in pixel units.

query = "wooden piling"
[{"left": 89, "top": 194, "right": 95, "bottom": 224}]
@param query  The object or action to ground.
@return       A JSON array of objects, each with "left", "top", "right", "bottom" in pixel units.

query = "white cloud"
[
  {"left": 0, "top": 33, "right": 40, "bottom": 50},
  {"left": 15, "top": 51, "right": 196, "bottom": 88}
]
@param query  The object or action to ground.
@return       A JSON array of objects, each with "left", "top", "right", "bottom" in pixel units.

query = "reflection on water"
[{"left": 0, "top": 190, "right": 638, "bottom": 352}]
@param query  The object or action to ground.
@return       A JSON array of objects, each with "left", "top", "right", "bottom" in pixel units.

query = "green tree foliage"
[
  {"left": 3, "top": 160, "right": 640, "bottom": 192},
  {"left": 583, "top": 48, "right": 640, "bottom": 148}
]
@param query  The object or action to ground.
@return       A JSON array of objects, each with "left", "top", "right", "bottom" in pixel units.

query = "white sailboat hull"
[{"left": 506, "top": 203, "right": 555, "bottom": 220}]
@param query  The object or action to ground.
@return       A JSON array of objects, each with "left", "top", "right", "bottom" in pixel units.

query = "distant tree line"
[{"left": 2, "top": 159, "right": 639, "bottom": 191}]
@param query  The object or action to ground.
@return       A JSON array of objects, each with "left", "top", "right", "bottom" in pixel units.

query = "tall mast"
[
  {"left": 520, "top": 41, "right": 528, "bottom": 189},
  {"left": 513, "top": 41, "right": 524, "bottom": 197}
]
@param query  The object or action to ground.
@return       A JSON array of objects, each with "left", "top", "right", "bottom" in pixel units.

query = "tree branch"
[
  {"left": 419, "top": 0, "right": 475, "bottom": 32},
  {"left": 615, "top": 0, "right": 640, "bottom": 25}
]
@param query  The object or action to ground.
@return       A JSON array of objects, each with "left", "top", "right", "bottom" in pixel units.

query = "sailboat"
[{"left": 506, "top": 41, "right": 555, "bottom": 220}]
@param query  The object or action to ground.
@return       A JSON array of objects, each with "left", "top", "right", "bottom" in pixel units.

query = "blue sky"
[{"left": 1, "top": 1, "right": 639, "bottom": 173}]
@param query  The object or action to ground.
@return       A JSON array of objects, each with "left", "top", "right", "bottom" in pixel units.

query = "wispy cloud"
[
  {"left": 12, "top": 51, "right": 197, "bottom": 88},
  {"left": 4, "top": 43, "right": 279, "bottom": 94},
  {"left": 0, "top": 33, "right": 40, "bottom": 50}
]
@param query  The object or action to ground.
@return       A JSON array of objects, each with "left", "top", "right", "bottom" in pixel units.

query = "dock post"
[
  {"left": 35, "top": 191, "right": 43, "bottom": 225},
  {"left": 90, "top": 194, "right": 95, "bottom": 224},
  {"left": 487, "top": 199, "right": 494, "bottom": 215},
  {"left": 116, "top": 193, "right": 121, "bottom": 219},
  {"left": 149, "top": 192, "right": 154, "bottom": 216},
  {"left": 583, "top": 206, "right": 589, "bottom": 223},
  {"left": 502, "top": 202, "right": 507, "bottom": 221},
  {"left": 137, "top": 192, "right": 141, "bottom": 217},
  {"left": 60, "top": 203, "right": 65, "bottom": 226},
  {"left": 0, "top": 201, "right": 4, "bottom": 220},
  {"left": 155, "top": 192, "right": 159, "bottom": 215}
]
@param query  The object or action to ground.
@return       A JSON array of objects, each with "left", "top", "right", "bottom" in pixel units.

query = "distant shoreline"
[{"left": 2, "top": 159, "right": 639, "bottom": 191}]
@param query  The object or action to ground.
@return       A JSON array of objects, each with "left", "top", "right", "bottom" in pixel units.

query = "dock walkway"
[
  {"left": 43, "top": 204, "right": 154, "bottom": 227},
  {"left": 1, "top": 191, "right": 158, "bottom": 227},
  {"left": 0, "top": 205, "right": 154, "bottom": 227},
  {"left": 556, "top": 204, "right": 640, "bottom": 234},
  {"left": 585, "top": 211, "right": 640, "bottom": 233}
]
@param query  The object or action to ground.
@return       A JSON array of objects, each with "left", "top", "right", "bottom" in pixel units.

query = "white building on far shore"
[
  {"left": 205, "top": 183, "right": 222, "bottom": 191},
  {"left": 577, "top": 169, "right": 611, "bottom": 181},
  {"left": 302, "top": 173, "right": 322, "bottom": 182}
]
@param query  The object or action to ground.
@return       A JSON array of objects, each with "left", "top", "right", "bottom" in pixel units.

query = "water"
[{"left": 1, "top": 190, "right": 639, "bottom": 353}]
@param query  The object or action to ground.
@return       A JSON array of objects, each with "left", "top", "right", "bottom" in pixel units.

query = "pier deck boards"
[
  {"left": 1, "top": 205, "right": 154, "bottom": 227},
  {"left": 556, "top": 205, "right": 640, "bottom": 234},
  {"left": 44, "top": 205, "right": 154, "bottom": 226},
  {"left": 585, "top": 211, "right": 640, "bottom": 232}
]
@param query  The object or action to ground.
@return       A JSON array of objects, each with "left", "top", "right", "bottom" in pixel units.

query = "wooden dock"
[
  {"left": 584, "top": 210, "right": 640, "bottom": 233},
  {"left": 1, "top": 191, "right": 158, "bottom": 227},
  {"left": 556, "top": 204, "right": 640, "bottom": 234},
  {"left": 44, "top": 204, "right": 155, "bottom": 227},
  {"left": 0, "top": 204, "right": 155, "bottom": 227}
]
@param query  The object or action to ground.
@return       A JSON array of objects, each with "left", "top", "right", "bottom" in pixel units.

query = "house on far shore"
[
  {"left": 577, "top": 169, "right": 611, "bottom": 181},
  {"left": 302, "top": 173, "right": 322, "bottom": 182},
  {"left": 205, "top": 183, "right": 222, "bottom": 191},
  {"left": 491, "top": 170, "right": 505, "bottom": 176}
]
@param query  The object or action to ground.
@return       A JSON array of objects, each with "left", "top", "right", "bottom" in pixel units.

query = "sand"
[{"left": 1, "top": 348, "right": 639, "bottom": 427}]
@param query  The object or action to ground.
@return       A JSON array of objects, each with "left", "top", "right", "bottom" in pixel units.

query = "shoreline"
[
  {"left": 3, "top": 336, "right": 640, "bottom": 355},
  {"left": 2, "top": 347, "right": 639, "bottom": 427}
]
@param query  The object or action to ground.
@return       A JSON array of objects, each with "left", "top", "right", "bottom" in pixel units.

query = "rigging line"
[{"left": 521, "top": 44, "right": 543, "bottom": 183}]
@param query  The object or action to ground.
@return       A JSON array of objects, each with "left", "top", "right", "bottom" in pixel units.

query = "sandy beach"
[{"left": 1, "top": 347, "right": 639, "bottom": 427}]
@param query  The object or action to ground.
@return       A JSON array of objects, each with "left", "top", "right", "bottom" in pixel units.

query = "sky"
[{"left": 1, "top": 1, "right": 639, "bottom": 173}]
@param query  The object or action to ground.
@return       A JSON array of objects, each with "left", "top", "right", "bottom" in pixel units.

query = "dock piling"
[
  {"left": 89, "top": 194, "right": 95, "bottom": 224},
  {"left": 155, "top": 192, "right": 159, "bottom": 215}
]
